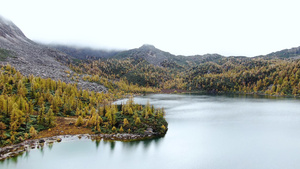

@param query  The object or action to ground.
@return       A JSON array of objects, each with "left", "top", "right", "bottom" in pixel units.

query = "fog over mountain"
[{"left": 0, "top": 16, "right": 107, "bottom": 93}]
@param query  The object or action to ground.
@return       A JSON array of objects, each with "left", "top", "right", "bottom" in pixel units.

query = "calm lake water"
[{"left": 2, "top": 94, "right": 300, "bottom": 169}]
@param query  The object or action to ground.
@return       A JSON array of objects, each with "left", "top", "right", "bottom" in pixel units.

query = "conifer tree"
[
  {"left": 133, "top": 112, "right": 138, "bottom": 120},
  {"left": 75, "top": 116, "right": 84, "bottom": 126},
  {"left": 29, "top": 126, "right": 37, "bottom": 138},
  {"left": 98, "top": 116, "right": 103, "bottom": 125},
  {"left": 95, "top": 121, "right": 101, "bottom": 132},
  {"left": 119, "top": 126, "right": 124, "bottom": 133},
  {"left": 37, "top": 96, "right": 45, "bottom": 106},
  {"left": 135, "top": 117, "right": 141, "bottom": 126},
  {"left": 123, "top": 118, "right": 129, "bottom": 127},
  {"left": 91, "top": 107, "right": 96, "bottom": 116},
  {"left": 0, "top": 122, "right": 6, "bottom": 139},
  {"left": 75, "top": 108, "right": 81, "bottom": 116},
  {"left": 24, "top": 109, "right": 31, "bottom": 130},
  {"left": 128, "top": 108, "right": 133, "bottom": 115},
  {"left": 112, "top": 126, "right": 116, "bottom": 133},
  {"left": 37, "top": 104, "right": 46, "bottom": 125},
  {"left": 46, "top": 108, "right": 56, "bottom": 127},
  {"left": 10, "top": 103, "right": 25, "bottom": 130}
]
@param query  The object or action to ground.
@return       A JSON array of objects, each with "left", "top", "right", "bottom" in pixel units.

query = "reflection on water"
[
  {"left": 2, "top": 94, "right": 300, "bottom": 169},
  {"left": 122, "top": 137, "right": 163, "bottom": 150},
  {"left": 95, "top": 139, "right": 100, "bottom": 149},
  {"left": 110, "top": 141, "right": 115, "bottom": 150},
  {"left": 91, "top": 136, "right": 163, "bottom": 151},
  {"left": 47, "top": 142, "right": 53, "bottom": 150},
  {"left": 39, "top": 145, "right": 44, "bottom": 158}
]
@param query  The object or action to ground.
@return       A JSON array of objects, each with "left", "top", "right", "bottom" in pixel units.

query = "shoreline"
[
  {"left": 158, "top": 89, "right": 300, "bottom": 98},
  {"left": 0, "top": 132, "right": 164, "bottom": 161}
]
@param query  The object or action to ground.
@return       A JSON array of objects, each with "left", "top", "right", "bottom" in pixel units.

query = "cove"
[{"left": 1, "top": 94, "right": 300, "bottom": 169}]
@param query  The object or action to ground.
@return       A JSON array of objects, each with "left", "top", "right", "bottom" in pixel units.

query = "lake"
[{"left": 2, "top": 94, "right": 300, "bottom": 169}]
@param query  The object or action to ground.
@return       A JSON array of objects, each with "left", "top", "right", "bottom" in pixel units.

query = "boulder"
[{"left": 146, "top": 127, "right": 153, "bottom": 133}]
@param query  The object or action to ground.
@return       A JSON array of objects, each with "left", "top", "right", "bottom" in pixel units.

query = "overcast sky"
[{"left": 1, "top": 0, "right": 300, "bottom": 56}]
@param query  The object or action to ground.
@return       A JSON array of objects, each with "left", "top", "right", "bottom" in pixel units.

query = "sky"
[{"left": 1, "top": 0, "right": 300, "bottom": 57}]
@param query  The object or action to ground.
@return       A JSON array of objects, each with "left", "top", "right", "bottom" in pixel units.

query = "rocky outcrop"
[
  {"left": 0, "top": 16, "right": 107, "bottom": 93},
  {"left": 0, "top": 136, "right": 58, "bottom": 160}
]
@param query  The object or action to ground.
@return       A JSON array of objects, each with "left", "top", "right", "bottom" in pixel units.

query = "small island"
[{"left": 0, "top": 65, "right": 168, "bottom": 160}]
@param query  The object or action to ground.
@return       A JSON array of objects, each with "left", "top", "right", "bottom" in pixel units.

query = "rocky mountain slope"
[{"left": 0, "top": 16, "right": 107, "bottom": 93}]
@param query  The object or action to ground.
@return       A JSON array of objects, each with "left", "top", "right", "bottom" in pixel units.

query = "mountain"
[
  {"left": 0, "top": 16, "right": 107, "bottom": 92},
  {"left": 50, "top": 45, "right": 121, "bottom": 60},
  {"left": 52, "top": 43, "right": 300, "bottom": 68},
  {"left": 112, "top": 45, "right": 226, "bottom": 67},
  {"left": 57, "top": 44, "right": 229, "bottom": 68},
  {"left": 112, "top": 44, "right": 181, "bottom": 66},
  {"left": 257, "top": 46, "right": 300, "bottom": 59}
]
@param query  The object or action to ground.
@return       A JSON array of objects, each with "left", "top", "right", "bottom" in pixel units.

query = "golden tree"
[
  {"left": 29, "top": 126, "right": 37, "bottom": 138},
  {"left": 75, "top": 116, "right": 84, "bottom": 126}
]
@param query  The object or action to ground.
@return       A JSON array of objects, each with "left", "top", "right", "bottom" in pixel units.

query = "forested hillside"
[
  {"left": 64, "top": 45, "right": 300, "bottom": 97},
  {"left": 187, "top": 58, "right": 300, "bottom": 96},
  {"left": 0, "top": 64, "right": 167, "bottom": 147}
]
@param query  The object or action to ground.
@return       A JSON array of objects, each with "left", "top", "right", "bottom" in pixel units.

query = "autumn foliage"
[{"left": 0, "top": 64, "right": 168, "bottom": 147}]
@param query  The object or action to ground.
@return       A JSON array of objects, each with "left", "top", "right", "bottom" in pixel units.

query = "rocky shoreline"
[{"left": 0, "top": 132, "right": 162, "bottom": 161}]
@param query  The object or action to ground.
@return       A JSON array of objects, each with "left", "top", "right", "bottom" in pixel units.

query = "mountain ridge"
[
  {"left": 256, "top": 46, "right": 300, "bottom": 59},
  {"left": 51, "top": 43, "right": 300, "bottom": 70}
]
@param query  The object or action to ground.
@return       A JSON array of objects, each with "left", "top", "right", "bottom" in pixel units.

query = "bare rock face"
[
  {"left": 113, "top": 44, "right": 176, "bottom": 66},
  {"left": 0, "top": 16, "right": 107, "bottom": 93}
]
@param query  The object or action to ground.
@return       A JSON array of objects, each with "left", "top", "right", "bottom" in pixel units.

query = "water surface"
[{"left": 2, "top": 94, "right": 300, "bottom": 169}]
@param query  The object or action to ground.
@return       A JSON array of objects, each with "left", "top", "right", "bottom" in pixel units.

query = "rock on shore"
[{"left": 0, "top": 132, "right": 163, "bottom": 161}]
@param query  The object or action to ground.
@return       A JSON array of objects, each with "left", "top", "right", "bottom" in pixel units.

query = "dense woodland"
[
  {"left": 70, "top": 56, "right": 300, "bottom": 97},
  {"left": 188, "top": 59, "right": 300, "bottom": 96},
  {"left": 70, "top": 58, "right": 187, "bottom": 91},
  {"left": 0, "top": 64, "right": 167, "bottom": 147}
]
